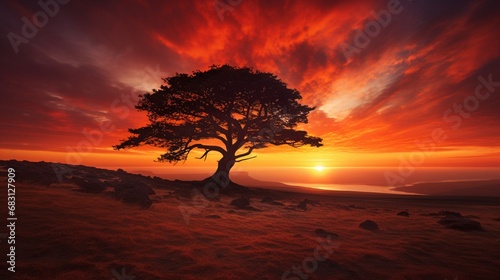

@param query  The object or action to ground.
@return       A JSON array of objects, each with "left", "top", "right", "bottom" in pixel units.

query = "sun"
[{"left": 315, "top": 165, "right": 324, "bottom": 172}]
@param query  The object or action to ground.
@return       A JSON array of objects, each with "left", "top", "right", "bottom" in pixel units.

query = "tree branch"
[
  {"left": 235, "top": 147, "right": 254, "bottom": 159},
  {"left": 189, "top": 143, "right": 226, "bottom": 155},
  {"left": 235, "top": 156, "right": 256, "bottom": 162},
  {"left": 196, "top": 149, "right": 212, "bottom": 161}
]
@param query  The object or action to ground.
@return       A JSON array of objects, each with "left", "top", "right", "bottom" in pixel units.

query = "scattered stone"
[
  {"left": 230, "top": 197, "right": 250, "bottom": 208},
  {"left": 113, "top": 188, "right": 152, "bottom": 208},
  {"left": 114, "top": 180, "right": 155, "bottom": 195},
  {"left": 437, "top": 216, "right": 483, "bottom": 231},
  {"left": 298, "top": 198, "right": 320, "bottom": 209},
  {"left": 72, "top": 177, "right": 106, "bottom": 193},
  {"left": 314, "top": 229, "right": 339, "bottom": 239},
  {"left": 116, "top": 168, "right": 127, "bottom": 174},
  {"left": 227, "top": 210, "right": 236, "bottom": 214},
  {"left": 397, "top": 210, "right": 410, "bottom": 217},
  {"left": 297, "top": 200, "right": 308, "bottom": 210},
  {"left": 359, "top": 220, "right": 379, "bottom": 231},
  {"left": 205, "top": 215, "right": 221, "bottom": 219},
  {"left": 261, "top": 197, "right": 285, "bottom": 206},
  {"left": 111, "top": 180, "right": 153, "bottom": 209},
  {"left": 230, "top": 197, "right": 261, "bottom": 211},
  {"left": 492, "top": 218, "right": 500, "bottom": 222}
]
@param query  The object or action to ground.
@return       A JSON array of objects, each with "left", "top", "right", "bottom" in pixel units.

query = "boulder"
[
  {"left": 72, "top": 177, "right": 106, "bottom": 193},
  {"left": 230, "top": 197, "right": 250, "bottom": 208},
  {"left": 437, "top": 216, "right": 483, "bottom": 231},
  {"left": 230, "top": 197, "right": 261, "bottom": 211},
  {"left": 261, "top": 197, "right": 285, "bottom": 206},
  {"left": 114, "top": 180, "right": 156, "bottom": 195},
  {"left": 397, "top": 210, "right": 410, "bottom": 217},
  {"left": 116, "top": 168, "right": 127, "bottom": 174},
  {"left": 111, "top": 180, "right": 154, "bottom": 209},
  {"left": 359, "top": 220, "right": 379, "bottom": 231}
]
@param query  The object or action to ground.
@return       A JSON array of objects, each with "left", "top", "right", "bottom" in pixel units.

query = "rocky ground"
[{"left": 1, "top": 160, "right": 499, "bottom": 279}]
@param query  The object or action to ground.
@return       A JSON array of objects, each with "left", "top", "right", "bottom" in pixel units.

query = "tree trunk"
[
  {"left": 214, "top": 155, "right": 235, "bottom": 180},
  {"left": 199, "top": 154, "right": 247, "bottom": 193}
]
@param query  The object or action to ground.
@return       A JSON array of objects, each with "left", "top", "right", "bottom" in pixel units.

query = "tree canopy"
[{"left": 114, "top": 65, "right": 323, "bottom": 176}]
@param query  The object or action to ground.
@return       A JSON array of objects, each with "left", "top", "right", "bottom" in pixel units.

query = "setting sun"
[{"left": 315, "top": 165, "right": 324, "bottom": 172}]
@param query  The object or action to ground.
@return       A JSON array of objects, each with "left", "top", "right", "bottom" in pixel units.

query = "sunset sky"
[{"left": 1, "top": 0, "right": 499, "bottom": 182}]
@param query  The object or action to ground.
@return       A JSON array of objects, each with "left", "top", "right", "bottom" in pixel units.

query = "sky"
[{"left": 0, "top": 0, "right": 499, "bottom": 183}]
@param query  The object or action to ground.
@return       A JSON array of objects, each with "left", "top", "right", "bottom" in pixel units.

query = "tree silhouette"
[{"left": 114, "top": 65, "right": 322, "bottom": 180}]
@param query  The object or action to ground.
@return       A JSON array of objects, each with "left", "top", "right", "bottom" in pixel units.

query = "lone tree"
[{"left": 114, "top": 65, "right": 322, "bottom": 180}]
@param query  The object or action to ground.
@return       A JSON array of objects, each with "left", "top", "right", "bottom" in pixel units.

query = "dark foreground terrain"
[{"left": 0, "top": 160, "right": 499, "bottom": 279}]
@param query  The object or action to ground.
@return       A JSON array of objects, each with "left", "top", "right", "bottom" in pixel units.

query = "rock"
[
  {"left": 24, "top": 168, "right": 60, "bottom": 186},
  {"left": 397, "top": 210, "right": 410, "bottom": 217},
  {"left": 116, "top": 168, "right": 127, "bottom": 174},
  {"left": 205, "top": 215, "right": 221, "bottom": 219},
  {"left": 359, "top": 220, "right": 379, "bottom": 231},
  {"left": 296, "top": 199, "right": 309, "bottom": 210},
  {"left": 230, "top": 197, "right": 250, "bottom": 208},
  {"left": 314, "top": 229, "right": 339, "bottom": 239},
  {"left": 72, "top": 177, "right": 106, "bottom": 193},
  {"left": 114, "top": 180, "right": 156, "bottom": 195},
  {"left": 113, "top": 188, "right": 152, "bottom": 209},
  {"left": 492, "top": 218, "right": 500, "bottom": 222},
  {"left": 261, "top": 197, "right": 285, "bottom": 206},
  {"left": 111, "top": 180, "right": 153, "bottom": 209},
  {"left": 230, "top": 197, "right": 261, "bottom": 211},
  {"left": 294, "top": 198, "right": 320, "bottom": 211},
  {"left": 437, "top": 216, "right": 483, "bottom": 231}
]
